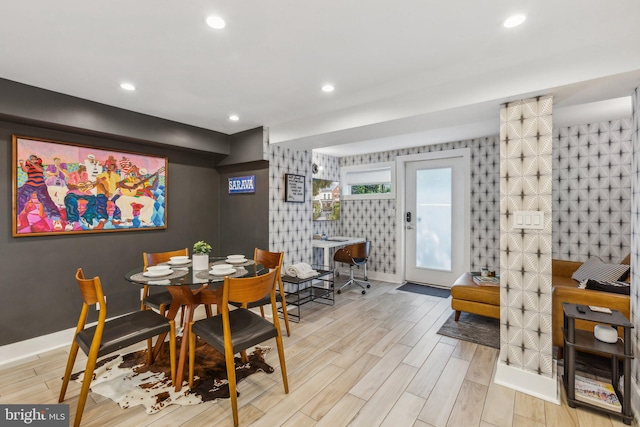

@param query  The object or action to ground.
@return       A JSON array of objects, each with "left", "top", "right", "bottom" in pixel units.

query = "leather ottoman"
[{"left": 450, "top": 273, "right": 500, "bottom": 320}]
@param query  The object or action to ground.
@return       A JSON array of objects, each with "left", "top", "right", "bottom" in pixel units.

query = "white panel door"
[{"left": 405, "top": 154, "right": 469, "bottom": 287}]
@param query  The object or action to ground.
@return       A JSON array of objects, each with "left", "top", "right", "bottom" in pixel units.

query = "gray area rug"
[
  {"left": 437, "top": 312, "right": 499, "bottom": 348},
  {"left": 397, "top": 282, "right": 451, "bottom": 298},
  {"left": 438, "top": 311, "right": 616, "bottom": 378}
]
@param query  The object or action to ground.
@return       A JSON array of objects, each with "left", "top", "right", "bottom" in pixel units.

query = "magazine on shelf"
[
  {"left": 574, "top": 374, "right": 621, "bottom": 413},
  {"left": 472, "top": 275, "right": 500, "bottom": 286}
]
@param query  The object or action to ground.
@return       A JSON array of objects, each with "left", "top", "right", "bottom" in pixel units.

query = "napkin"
[{"left": 285, "top": 262, "right": 318, "bottom": 279}]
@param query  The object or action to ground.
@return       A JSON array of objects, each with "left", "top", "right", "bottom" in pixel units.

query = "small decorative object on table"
[
  {"left": 192, "top": 240, "right": 212, "bottom": 270},
  {"left": 472, "top": 274, "right": 500, "bottom": 286}
]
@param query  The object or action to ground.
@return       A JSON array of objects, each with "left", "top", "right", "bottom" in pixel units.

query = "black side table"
[{"left": 562, "top": 302, "right": 634, "bottom": 424}]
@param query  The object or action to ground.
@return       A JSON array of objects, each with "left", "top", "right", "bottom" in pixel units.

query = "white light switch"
[{"left": 513, "top": 211, "right": 544, "bottom": 230}]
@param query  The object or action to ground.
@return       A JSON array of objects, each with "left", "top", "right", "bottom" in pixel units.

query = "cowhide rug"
[{"left": 71, "top": 338, "right": 273, "bottom": 414}]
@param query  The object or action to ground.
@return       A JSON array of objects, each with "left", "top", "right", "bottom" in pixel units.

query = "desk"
[
  {"left": 312, "top": 236, "right": 365, "bottom": 268},
  {"left": 125, "top": 257, "right": 266, "bottom": 391}
]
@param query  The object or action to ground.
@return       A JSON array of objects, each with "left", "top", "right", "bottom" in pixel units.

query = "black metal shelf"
[
  {"left": 562, "top": 302, "right": 634, "bottom": 425},
  {"left": 281, "top": 267, "right": 334, "bottom": 322}
]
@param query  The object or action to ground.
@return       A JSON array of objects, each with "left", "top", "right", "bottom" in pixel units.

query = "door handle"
[{"left": 406, "top": 224, "right": 414, "bottom": 230}]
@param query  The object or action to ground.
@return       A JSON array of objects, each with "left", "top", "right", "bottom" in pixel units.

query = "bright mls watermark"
[{"left": 1, "top": 405, "right": 68, "bottom": 426}]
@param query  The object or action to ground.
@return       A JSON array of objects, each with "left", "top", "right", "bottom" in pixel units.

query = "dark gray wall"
[
  {"left": 0, "top": 78, "right": 230, "bottom": 154},
  {"left": 217, "top": 127, "right": 265, "bottom": 166},
  {"left": 218, "top": 162, "right": 269, "bottom": 257},
  {"left": 0, "top": 121, "right": 220, "bottom": 346}
]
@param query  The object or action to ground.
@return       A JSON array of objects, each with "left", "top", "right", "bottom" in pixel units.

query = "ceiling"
[{"left": 1, "top": 1, "right": 639, "bottom": 157}]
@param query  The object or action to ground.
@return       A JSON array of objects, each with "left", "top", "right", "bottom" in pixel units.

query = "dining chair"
[
  {"left": 230, "top": 248, "right": 290, "bottom": 336},
  {"left": 333, "top": 240, "right": 371, "bottom": 294},
  {"left": 188, "top": 268, "right": 289, "bottom": 427},
  {"left": 142, "top": 248, "right": 213, "bottom": 320},
  {"left": 59, "top": 268, "right": 176, "bottom": 427},
  {"left": 142, "top": 248, "right": 188, "bottom": 316}
]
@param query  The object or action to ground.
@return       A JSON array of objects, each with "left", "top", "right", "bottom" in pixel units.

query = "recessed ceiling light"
[
  {"left": 120, "top": 82, "right": 136, "bottom": 91},
  {"left": 503, "top": 14, "right": 526, "bottom": 28},
  {"left": 229, "top": 114, "right": 239, "bottom": 121},
  {"left": 206, "top": 15, "right": 226, "bottom": 29},
  {"left": 322, "top": 84, "right": 335, "bottom": 93}
]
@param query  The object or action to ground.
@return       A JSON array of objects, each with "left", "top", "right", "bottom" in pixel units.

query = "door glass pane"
[{"left": 415, "top": 167, "right": 452, "bottom": 271}]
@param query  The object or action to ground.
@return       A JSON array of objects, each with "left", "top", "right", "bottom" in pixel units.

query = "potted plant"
[{"left": 192, "top": 240, "right": 212, "bottom": 270}]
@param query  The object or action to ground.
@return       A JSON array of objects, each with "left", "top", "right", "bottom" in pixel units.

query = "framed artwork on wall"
[
  {"left": 12, "top": 135, "right": 168, "bottom": 237},
  {"left": 284, "top": 173, "right": 305, "bottom": 203}
]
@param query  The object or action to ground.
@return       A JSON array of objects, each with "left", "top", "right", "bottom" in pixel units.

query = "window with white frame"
[{"left": 341, "top": 161, "right": 395, "bottom": 200}]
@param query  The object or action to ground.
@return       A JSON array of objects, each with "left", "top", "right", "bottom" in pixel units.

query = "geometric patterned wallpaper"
[
  {"left": 552, "top": 119, "right": 632, "bottom": 263},
  {"left": 499, "top": 95, "right": 554, "bottom": 378},
  {"left": 339, "top": 137, "right": 501, "bottom": 274},
  {"left": 265, "top": 142, "right": 313, "bottom": 267},
  {"left": 630, "top": 86, "right": 639, "bottom": 408}
]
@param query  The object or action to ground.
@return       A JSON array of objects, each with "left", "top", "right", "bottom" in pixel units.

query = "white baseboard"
[
  {"left": 335, "top": 267, "right": 401, "bottom": 284},
  {"left": 494, "top": 360, "right": 560, "bottom": 404},
  {"left": 0, "top": 313, "right": 128, "bottom": 367},
  {"left": 0, "top": 327, "right": 76, "bottom": 366}
]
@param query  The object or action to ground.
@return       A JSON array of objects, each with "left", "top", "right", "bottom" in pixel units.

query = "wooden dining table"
[{"left": 125, "top": 256, "right": 267, "bottom": 391}]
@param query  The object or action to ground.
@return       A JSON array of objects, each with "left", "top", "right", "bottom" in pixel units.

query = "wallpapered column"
[
  {"left": 630, "top": 85, "right": 640, "bottom": 413},
  {"left": 499, "top": 96, "right": 554, "bottom": 376},
  {"left": 266, "top": 142, "right": 313, "bottom": 266}
]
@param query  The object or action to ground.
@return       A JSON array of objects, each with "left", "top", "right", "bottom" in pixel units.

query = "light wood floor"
[{"left": 0, "top": 279, "right": 635, "bottom": 427}]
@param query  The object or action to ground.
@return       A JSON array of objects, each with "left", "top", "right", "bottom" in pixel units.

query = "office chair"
[
  {"left": 60, "top": 268, "right": 176, "bottom": 427},
  {"left": 188, "top": 268, "right": 288, "bottom": 426},
  {"left": 333, "top": 241, "right": 371, "bottom": 294}
]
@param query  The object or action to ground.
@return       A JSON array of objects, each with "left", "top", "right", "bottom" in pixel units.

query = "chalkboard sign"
[{"left": 285, "top": 173, "right": 305, "bottom": 202}]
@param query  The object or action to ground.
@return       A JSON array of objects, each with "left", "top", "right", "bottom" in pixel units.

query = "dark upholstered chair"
[
  {"left": 333, "top": 241, "right": 371, "bottom": 294},
  {"left": 188, "top": 268, "right": 288, "bottom": 427},
  {"left": 59, "top": 268, "right": 176, "bottom": 427},
  {"left": 230, "top": 248, "right": 291, "bottom": 336}
]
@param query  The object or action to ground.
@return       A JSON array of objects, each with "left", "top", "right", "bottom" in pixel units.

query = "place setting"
[
  {"left": 166, "top": 255, "right": 192, "bottom": 267},
  {"left": 213, "top": 254, "right": 255, "bottom": 267},
  {"left": 130, "top": 264, "right": 188, "bottom": 282}
]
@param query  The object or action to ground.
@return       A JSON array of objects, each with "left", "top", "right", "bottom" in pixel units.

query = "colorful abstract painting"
[{"left": 12, "top": 135, "right": 168, "bottom": 236}]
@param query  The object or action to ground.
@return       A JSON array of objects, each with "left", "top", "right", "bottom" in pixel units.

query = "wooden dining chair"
[
  {"left": 188, "top": 268, "right": 289, "bottom": 427},
  {"left": 59, "top": 268, "right": 176, "bottom": 427},
  {"left": 334, "top": 241, "right": 371, "bottom": 294},
  {"left": 247, "top": 249, "right": 291, "bottom": 336},
  {"left": 142, "top": 248, "right": 188, "bottom": 315}
]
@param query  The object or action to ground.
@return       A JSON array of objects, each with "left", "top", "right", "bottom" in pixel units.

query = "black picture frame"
[{"left": 284, "top": 173, "right": 305, "bottom": 203}]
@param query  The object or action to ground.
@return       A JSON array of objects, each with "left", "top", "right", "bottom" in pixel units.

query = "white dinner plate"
[
  {"left": 147, "top": 265, "right": 171, "bottom": 272},
  {"left": 143, "top": 269, "right": 174, "bottom": 277},
  {"left": 210, "top": 268, "right": 235, "bottom": 276},
  {"left": 226, "top": 258, "right": 247, "bottom": 264},
  {"left": 168, "top": 259, "right": 191, "bottom": 265}
]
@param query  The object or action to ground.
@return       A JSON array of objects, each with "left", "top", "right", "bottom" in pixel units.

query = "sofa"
[{"left": 451, "top": 257, "right": 631, "bottom": 357}]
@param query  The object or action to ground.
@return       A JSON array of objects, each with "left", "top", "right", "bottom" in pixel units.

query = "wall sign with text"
[
  {"left": 228, "top": 175, "right": 256, "bottom": 194},
  {"left": 285, "top": 173, "right": 305, "bottom": 202}
]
